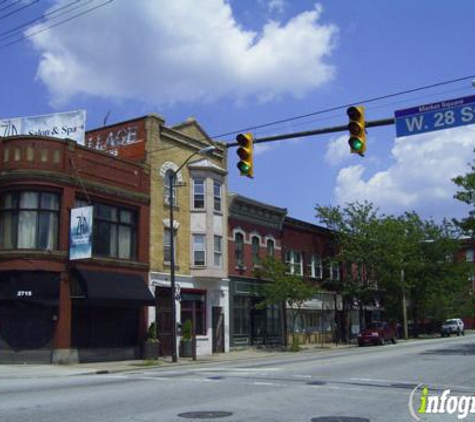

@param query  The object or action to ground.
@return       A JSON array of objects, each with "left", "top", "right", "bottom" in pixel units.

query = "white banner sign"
[
  {"left": 70, "top": 206, "right": 93, "bottom": 260},
  {"left": 0, "top": 110, "right": 86, "bottom": 144}
]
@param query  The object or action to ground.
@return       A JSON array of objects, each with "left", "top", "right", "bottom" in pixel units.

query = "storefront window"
[
  {"left": 233, "top": 295, "right": 250, "bottom": 336},
  {"left": 0, "top": 191, "right": 59, "bottom": 250},
  {"left": 180, "top": 292, "right": 206, "bottom": 335}
]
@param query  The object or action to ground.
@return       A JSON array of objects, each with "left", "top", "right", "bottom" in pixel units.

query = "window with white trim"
[
  {"left": 213, "top": 181, "right": 222, "bottom": 212},
  {"left": 214, "top": 235, "right": 222, "bottom": 267},
  {"left": 252, "top": 236, "right": 260, "bottom": 265},
  {"left": 466, "top": 249, "right": 474, "bottom": 262},
  {"left": 267, "top": 238, "right": 275, "bottom": 257},
  {"left": 193, "top": 179, "right": 205, "bottom": 209},
  {"left": 163, "top": 227, "right": 175, "bottom": 262},
  {"left": 285, "top": 249, "right": 303, "bottom": 275},
  {"left": 330, "top": 261, "right": 340, "bottom": 280},
  {"left": 193, "top": 234, "right": 206, "bottom": 266},
  {"left": 235, "top": 232, "right": 244, "bottom": 266},
  {"left": 309, "top": 255, "right": 323, "bottom": 278}
]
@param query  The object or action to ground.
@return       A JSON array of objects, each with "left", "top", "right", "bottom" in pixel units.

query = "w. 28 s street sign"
[{"left": 395, "top": 95, "right": 475, "bottom": 137}]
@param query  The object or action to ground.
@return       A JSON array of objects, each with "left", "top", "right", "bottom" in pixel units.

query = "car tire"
[
  {"left": 462, "top": 331, "right": 465, "bottom": 336},
  {"left": 391, "top": 337, "right": 397, "bottom": 344},
  {"left": 457, "top": 331, "right": 461, "bottom": 336},
  {"left": 379, "top": 338, "right": 385, "bottom": 346}
]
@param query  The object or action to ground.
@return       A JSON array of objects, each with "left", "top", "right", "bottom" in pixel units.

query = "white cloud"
[
  {"left": 324, "top": 134, "right": 349, "bottom": 166},
  {"left": 333, "top": 126, "right": 475, "bottom": 218},
  {"left": 254, "top": 142, "right": 276, "bottom": 155},
  {"left": 29, "top": 1, "right": 338, "bottom": 107},
  {"left": 267, "top": 0, "right": 286, "bottom": 13}
]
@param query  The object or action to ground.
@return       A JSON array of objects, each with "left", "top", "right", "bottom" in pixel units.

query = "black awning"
[
  {"left": 73, "top": 269, "right": 155, "bottom": 307},
  {"left": 0, "top": 271, "right": 60, "bottom": 306}
]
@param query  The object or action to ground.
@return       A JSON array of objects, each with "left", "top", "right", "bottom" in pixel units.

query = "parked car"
[
  {"left": 441, "top": 319, "right": 465, "bottom": 336},
  {"left": 357, "top": 322, "right": 398, "bottom": 346}
]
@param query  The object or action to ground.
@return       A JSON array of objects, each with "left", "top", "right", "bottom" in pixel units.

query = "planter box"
[
  {"left": 142, "top": 341, "right": 160, "bottom": 360},
  {"left": 180, "top": 341, "right": 193, "bottom": 358}
]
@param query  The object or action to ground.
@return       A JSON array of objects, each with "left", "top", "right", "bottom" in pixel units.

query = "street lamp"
[{"left": 168, "top": 145, "right": 216, "bottom": 362}]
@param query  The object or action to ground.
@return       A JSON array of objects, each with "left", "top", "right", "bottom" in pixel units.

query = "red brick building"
[
  {"left": 281, "top": 217, "right": 343, "bottom": 343},
  {"left": 0, "top": 135, "right": 152, "bottom": 363},
  {"left": 228, "top": 194, "right": 287, "bottom": 347}
]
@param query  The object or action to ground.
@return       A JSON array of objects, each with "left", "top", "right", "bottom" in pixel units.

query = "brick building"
[
  {"left": 227, "top": 194, "right": 287, "bottom": 347},
  {"left": 86, "top": 115, "right": 230, "bottom": 357},
  {"left": 0, "top": 135, "right": 152, "bottom": 363},
  {"left": 281, "top": 217, "right": 343, "bottom": 344}
]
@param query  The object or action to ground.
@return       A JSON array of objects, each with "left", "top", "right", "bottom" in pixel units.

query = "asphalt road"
[{"left": 2, "top": 335, "right": 475, "bottom": 422}]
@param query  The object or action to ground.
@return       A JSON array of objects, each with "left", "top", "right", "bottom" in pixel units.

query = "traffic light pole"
[{"left": 226, "top": 117, "right": 395, "bottom": 148}]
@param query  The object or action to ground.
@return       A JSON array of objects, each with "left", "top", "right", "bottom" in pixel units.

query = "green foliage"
[
  {"left": 453, "top": 153, "right": 475, "bottom": 234},
  {"left": 315, "top": 201, "right": 472, "bottom": 328},
  {"left": 182, "top": 319, "right": 193, "bottom": 342},
  {"left": 147, "top": 322, "right": 159, "bottom": 343},
  {"left": 255, "top": 257, "right": 318, "bottom": 334}
]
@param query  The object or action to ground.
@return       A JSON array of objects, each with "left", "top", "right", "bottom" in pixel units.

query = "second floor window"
[
  {"left": 466, "top": 249, "right": 474, "bottom": 262},
  {"left": 285, "top": 250, "right": 303, "bottom": 275},
  {"left": 214, "top": 235, "right": 222, "bottom": 267},
  {"left": 76, "top": 199, "right": 137, "bottom": 260},
  {"left": 309, "top": 255, "right": 323, "bottom": 278},
  {"left": 252, "top": 236, "right": 260, "bottom": 265},
  {"left": 267, "top": 239, "right": 275, "bottom": 257},
  {"left": 193, "top": 234, "right": 206, "bottom": 266},
  {"left": 213, "top": 181, "right": 222, "bottom": 212},
  {"left": 193, "top": 179, "right": 205, "bottom": 209},
  {"left": 94, "top": 204, "right": 137, "bottom": 260},
  {"left": 235, "top": 232, "right": 244, "bottom": 266},
  {"left": 0, "top": 191, "right": 59, "bottom": 251},
  {"left": 330, "top": 261, "right": 340, "bottom": 281}
]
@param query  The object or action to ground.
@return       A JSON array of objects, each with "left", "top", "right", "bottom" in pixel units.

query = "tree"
[
  {"left": 453, "top": 153, "right": 475, "bottom": 234},
  {"left": 255, "top": 257, "right": 318, "bottom": 347},
  {"left": 316, "top": 202, "right": 470, "bottom": 338}
]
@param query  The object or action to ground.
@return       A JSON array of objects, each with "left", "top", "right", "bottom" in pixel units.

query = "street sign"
[{"left": 395, "top": 95, "right": 475, "bottom": 137}]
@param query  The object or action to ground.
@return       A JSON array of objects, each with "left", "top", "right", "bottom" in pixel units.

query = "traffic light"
[
  {"left": 347, "top": 106, "right": 366, "bottom": 156},
  {"left": 236, "top": 133, "right": 254, "bottom": 178}
]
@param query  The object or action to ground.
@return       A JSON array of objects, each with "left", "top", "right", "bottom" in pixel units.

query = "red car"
[{"left": 357, "top": 322, "right": 398, "bottom": 346}]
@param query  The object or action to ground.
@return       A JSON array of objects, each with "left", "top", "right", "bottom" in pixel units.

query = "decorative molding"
[
  {"left": 162, "top": 218, "right": 180, "bottom": 229},
  {"left": 159, "top": 161, "right": 183, "bottom": 183}
]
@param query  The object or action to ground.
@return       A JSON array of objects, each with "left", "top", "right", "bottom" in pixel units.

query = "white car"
[{"left": 441, "top": 319, "right": 465, "bottom": 336}]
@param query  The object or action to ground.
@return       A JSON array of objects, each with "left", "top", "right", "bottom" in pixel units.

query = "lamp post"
[{"left": 168, "top": 145, "right": 216, "bottom": 362}]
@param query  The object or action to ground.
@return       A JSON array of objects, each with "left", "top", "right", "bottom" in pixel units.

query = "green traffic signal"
[{"left": 236, "top": 133, "right": 254, "bottom": 178}]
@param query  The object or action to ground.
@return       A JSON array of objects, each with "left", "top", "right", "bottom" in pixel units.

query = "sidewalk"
[{"left": 0, "top": 343, "right": 353, "bottom": 379}]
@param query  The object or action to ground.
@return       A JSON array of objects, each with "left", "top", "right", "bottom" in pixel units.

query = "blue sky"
[{"left": 2, "top": 0, "right": 475, "bottom": 225}]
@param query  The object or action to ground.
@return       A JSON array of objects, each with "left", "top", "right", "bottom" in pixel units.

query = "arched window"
[
  {"left": 252, "top": 236, "right": 260, "bottom": 265},
  {"left": 235, "top": 232, "right": 244, "bottom": 266},
  {"left": 266, "top": 238, "right": 275, "bottom": 257},
  {"left": 164, "top": 169, "right": 177, "bottom": 205}
]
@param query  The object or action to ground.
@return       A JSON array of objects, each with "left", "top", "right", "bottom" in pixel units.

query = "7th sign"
[{"left": 395, "top": 95, "right": 475, "bottom": 137}]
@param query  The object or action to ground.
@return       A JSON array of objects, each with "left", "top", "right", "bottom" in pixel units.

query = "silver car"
[{"left": 441, "top": 318, "right": 465, "bottom": 336}]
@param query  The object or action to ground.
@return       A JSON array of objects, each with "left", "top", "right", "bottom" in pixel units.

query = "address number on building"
[{"left": 17, "top": 290, "right": 32, "bottom": 297}]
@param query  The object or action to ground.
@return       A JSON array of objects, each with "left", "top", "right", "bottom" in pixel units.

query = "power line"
[
  {"left": 0, "top": 0, "right": 83, "bottom": 41},
  {"left": 0, "top": 0, "right": 114, "bottom": 50},
  {"left": 0, "top": 0, "right": 22, "bottom": 14},
  {"left": 249, "top": 86, "right": 473, "bottom": 138},
  {"left": 0, "top": 0, "right": 38, "bottom": 21},
  {"left": 211, "top": 74, "right": 475, "bottom": 139}
]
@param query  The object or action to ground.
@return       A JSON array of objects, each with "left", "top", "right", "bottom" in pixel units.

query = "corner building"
[{"left": 0, "top": 135, "right": 152, "bottom": 363}]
